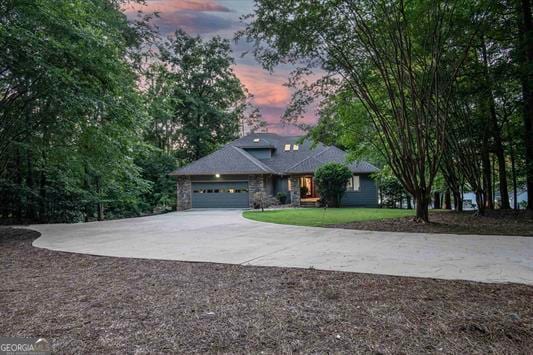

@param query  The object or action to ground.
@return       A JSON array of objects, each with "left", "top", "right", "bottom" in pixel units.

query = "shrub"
[
  {"left": 300, "top": 185, "right": 309, "bottom": 197},
  {"left": 253, "top": 192, "right": 277, "bottom": 210},
  {"left": 314, "top": 163, "right": 352, "bottom": 207},
  {"left": 276, "top": 192, "right": 287, "bottom": 204}
]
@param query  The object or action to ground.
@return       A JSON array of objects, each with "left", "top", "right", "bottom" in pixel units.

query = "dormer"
[{"left": 237, "top": 137, "right": 275, "bottom": 160}]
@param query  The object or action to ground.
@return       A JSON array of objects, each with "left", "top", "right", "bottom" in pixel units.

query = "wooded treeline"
[
  {"left": 240, "top": 0, "right": 533, "bottom": 221},
  {"left": 0, "top": 0, "right": 264, "bottom": 223}
]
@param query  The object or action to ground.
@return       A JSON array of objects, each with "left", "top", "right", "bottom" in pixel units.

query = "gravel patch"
[{"left": 1, "top": 227, "right": 532, "bottom": 353}]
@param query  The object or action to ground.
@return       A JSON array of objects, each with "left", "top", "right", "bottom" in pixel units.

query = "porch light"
[{"left": 215, "top": 173, "right": 220, "bottom": 178}]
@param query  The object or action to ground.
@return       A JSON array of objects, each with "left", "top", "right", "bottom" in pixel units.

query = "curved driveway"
[{"left": 31, "top": 209, "right": 533, "bottom": 285}]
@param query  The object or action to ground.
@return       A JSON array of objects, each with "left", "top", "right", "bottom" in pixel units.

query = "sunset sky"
[{"left": 122, "top": 0, "right": 316, "bottom": 134}]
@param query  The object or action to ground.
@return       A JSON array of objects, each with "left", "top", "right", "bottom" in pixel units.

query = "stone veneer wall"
[
  {"left": 176, "top": 176, "right": 192, "bottom": 211},
  {"left": 248, "top": 174, "right": 265, "bottom": 207},
  {"left": 289, "top": 175, "right": 301, "bottom": 206}
]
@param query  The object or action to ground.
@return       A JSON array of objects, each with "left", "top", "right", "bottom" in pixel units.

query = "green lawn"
[{"left": 243, "top": 208, "right": 415, "bottom": 227}]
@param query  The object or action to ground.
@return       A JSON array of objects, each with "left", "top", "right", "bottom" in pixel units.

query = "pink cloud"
[
  {"left": 234, "top": 65, "right": 291, "bottom": 107},
  {"left": 123, "top": 0, "right": 230, "bottom": 14}
]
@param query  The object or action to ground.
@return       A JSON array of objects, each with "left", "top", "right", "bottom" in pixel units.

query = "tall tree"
[
  {"left": 518, "top": 0, "right": 533, "bottom": 210},
  {"left": 152, "top": 30, "right": 248, "bottom": 162},
  {"left": 0, "top": 0, "right": 151, "bottom": 222},
  {"left": 240, "top": 0, "right": 481, "bottom": 222}
]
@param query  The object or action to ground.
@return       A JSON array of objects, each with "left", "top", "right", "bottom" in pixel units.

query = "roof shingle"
[{"left": 169, "top": 133, "right": 379, "bottom": 176}]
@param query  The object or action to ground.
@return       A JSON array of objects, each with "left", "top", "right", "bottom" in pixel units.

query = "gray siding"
[
  {"left": 341, "top": 174, "right": 378, "bottom": 207},
  {"left": 273, "top": 176, "right": 291, "bottom": 203},
  {"left": 191, "top": 181, "right": 249, "bottom": 208},
  {"left": 242, "top": 148, "right": 272, "bottom": 160}
]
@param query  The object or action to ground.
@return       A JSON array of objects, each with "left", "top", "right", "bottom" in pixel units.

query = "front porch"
[{"left": 287, "top": 174, "right": 319, "bottom": 206}]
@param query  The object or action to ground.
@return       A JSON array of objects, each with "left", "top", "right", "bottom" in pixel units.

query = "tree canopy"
[{"left": 0, "top": 0, "right": 255, "bottom": 223}]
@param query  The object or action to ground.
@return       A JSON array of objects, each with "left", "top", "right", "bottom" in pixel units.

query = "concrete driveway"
[{"left": 30, "top": 209, "right": 533, "bottom": 285}]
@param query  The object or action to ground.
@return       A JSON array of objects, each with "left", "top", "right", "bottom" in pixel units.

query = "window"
[
  {"left": 288, "top": 179, "right": 292, "bottom": 191},
  {"left": 284, "top": 144, "right": 291, "bottom": 151},
  {"left": 353, "top": 175, "right": 360, "bottom": 191},
  {"left": 293, "top": 144, "right": 299, "bottom": 151},
  {"left": 347, "top": 175, "right": 360, "bottom": 191}
]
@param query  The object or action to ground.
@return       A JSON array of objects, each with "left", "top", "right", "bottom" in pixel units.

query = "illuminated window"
[
  {"left": 284, "top": 144, "right": 291, "bottom": 151},
  {"left": 293, "top": 144, "right": 299, "bottom": 151},
  {"left": 288, "top": 179, "right": 292, "bottom": 191},
  {"left": 253, "top": 138, "right": 260, "bottom": 143},
  {"left": 347, "top": 175, "right": 360, "bottom": 191}
]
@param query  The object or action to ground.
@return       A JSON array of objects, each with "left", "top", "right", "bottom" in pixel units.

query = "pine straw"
[
  {"left": 329, "top": 210, "right": 533, "bottom": 236},
  {"left": 1, "top": 228, "right": 532, "bottom": 354}
]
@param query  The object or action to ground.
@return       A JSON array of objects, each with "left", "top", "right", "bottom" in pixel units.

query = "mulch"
[
  {"left": 329, "top": 210, "right": 533, "bottom": 236},
  {"left": 1, "top": 227, "right": 532, "bottom": 354}
]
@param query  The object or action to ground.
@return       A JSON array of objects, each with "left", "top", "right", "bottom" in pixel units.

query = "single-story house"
[{"left": 169, "top": 133, "right": 379, "bottom": 209}]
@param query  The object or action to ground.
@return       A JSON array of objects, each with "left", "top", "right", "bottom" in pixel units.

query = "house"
[{"left": 169, "top": 133, "right": 379, "bottom": 209}]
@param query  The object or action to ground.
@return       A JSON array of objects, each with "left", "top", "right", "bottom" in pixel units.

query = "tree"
[
  {"left": 152, "top": 30, "right": 248, "bottom": 163},
  {"left": 517, "top": 0, "right": 533, "bottom": 210},
  {"left": 0, "top": 0, "right": 152, "bottom": 222},
  {"left": 314, "top": 163, "right": 352, "bottom": 207},
  {"left": 239, "top": 0, "right": 482, "bottom": 222}
]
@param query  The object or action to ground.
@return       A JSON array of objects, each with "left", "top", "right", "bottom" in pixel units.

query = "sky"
[{"left": 122, "top": 0, "right": 317, "bottom": 134}]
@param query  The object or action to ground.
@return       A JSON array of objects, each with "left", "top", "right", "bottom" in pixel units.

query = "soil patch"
[
  {"left": 329, "top": 210, "right": 533, "bottom": 236},
  {"left": 1, "top": 227, "right": 532, "bottom": 353}
]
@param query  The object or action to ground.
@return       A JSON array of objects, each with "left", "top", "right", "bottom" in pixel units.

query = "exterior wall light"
[{"left": 215, "top": 173, "right": 220, "bottom": 178}]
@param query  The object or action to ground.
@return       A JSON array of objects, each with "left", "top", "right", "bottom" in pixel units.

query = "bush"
[
  {"left": 300, "top": 185, "right": 309, "bottom": 197},
  {"left": 253, "top": 192, "right": 278, "bottom": 210},
  {"left": 314, "top": 163, "right": 352, "bottom": 207},
  {"left": 276, "top": 192, "right": 287, "bottom": 204}
]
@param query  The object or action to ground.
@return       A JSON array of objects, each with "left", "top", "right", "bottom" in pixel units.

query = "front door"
[{"left": 299, "top": 176, "right": 316, "bottom": 198}]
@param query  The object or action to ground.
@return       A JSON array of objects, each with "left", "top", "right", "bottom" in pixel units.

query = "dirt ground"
[
  {"left": 1, "top": 228, "right": 532, "bottom": 354},
  {"left": 330, "top": 210, "right": 533, "bottom": 236}
]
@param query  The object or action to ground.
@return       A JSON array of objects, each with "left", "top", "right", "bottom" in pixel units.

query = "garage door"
[{"left": 192, "top": 181, "right": 249, "bottom": 208}]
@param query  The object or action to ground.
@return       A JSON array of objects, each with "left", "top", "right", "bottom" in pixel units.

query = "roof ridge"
[
  {"left": 284, "top": 146, "right": 332, "bottom": 172},
  {"left": 170, "top": 144, "right": 233, "bottom": 175},
  {"left": 233, "top": 146, "right": 277, "bottom": 174}
]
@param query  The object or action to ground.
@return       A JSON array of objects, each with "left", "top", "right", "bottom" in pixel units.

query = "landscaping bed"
[
  {"left": 1, "top": 227, "right": 532, "bottom": 353},
  {"left": 330, "top": 210, "right": 533, "bottom": 236}
]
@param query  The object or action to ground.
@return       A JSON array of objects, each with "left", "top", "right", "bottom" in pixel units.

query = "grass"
[{"left": 243, "top": 207, "right": 414, "bottom": 227}]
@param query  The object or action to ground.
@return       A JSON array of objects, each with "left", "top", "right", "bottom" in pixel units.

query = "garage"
[{"left": 191, "top": 181, "right": 249, "bottom": 208}]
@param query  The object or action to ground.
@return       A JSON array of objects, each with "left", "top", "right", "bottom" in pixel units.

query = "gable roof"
[
  {"left": 169, "top": 144, "right": 275, "bottom": 176},
  {"left": 169, "top": 133, "right": 379, "bottom": 176}
]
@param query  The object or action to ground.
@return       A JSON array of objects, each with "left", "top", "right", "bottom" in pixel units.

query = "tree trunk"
[
  {"left": 415, "top": 192, "right": 430, "bottom": 223},
  {"left": 39, "top": 169, "right": 47, "bottom": 223},
  {"left": 15, "top": 148, "right": 22, "bottom": 222},
  {"left": 433, "top": 191, "right": 441, "bottom": 209},
  {"left": 453, "top": 191, "right": 463, "bottom": 212},
  {"left": 475, "top": 190, "right": 485, "bottom": 216},
  {"left": 26, "top": 148, "right": 35, "bottom": 221},
  {"left": 482, "top": 149, "right": 494, "bottom": 209},
  {"left": 519, "top": 0, "right": 533, "bottom": 210},
  {"left": 407, "top": 195, "right": 412, "bottom": 209},
  {"left": 481, "top": 38, "right": 511, "bottom": 209},
  {"left": 96, "top": 176, "right": 104, "bottom": 221},
  {"left": 444, "top": 190, "right": 452, "bottom": 210},
  {"left": 511, "top": 146, "right": 519, "bottom": 210}
]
